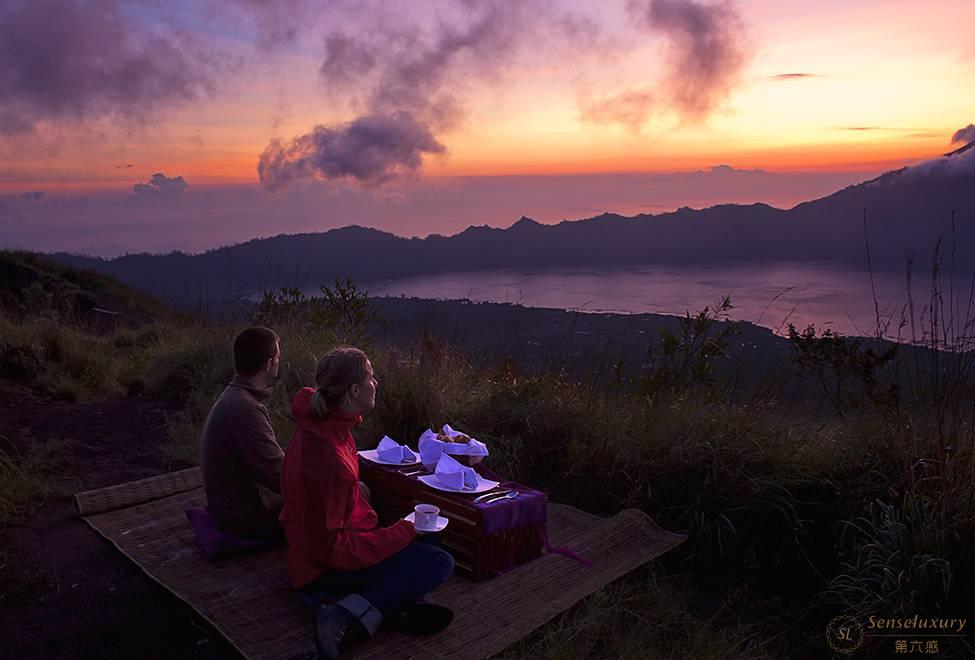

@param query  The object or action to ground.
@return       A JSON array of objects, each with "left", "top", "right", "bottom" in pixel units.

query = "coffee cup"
[{"left": 414, "top": 504, "right": 440, "bottom": 531}]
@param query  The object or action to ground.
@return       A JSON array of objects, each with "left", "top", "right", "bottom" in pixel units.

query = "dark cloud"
[
  {"left": 0, "top": 0, "right": 215, "bottom": 136},
  {"left": 626, "top": 0, "right": 750, "bottom": 123},
  {"left": 132, "top": 173, "right": 189, "bottom": 197},
  {"left": 319, "top": 2, "right": 532, "bottom": 130},
  {"left": 769, "top": 73, "right": 817, "bottom": 80},
  {"left": 21, "top": 191, "right": 45, "bottom": 200},
  {"left": 115, "top": 164, "right": 134, "bottom": 169},
  {"left": 267, "top": 0, "right": 589, "bottom": 190},
  {"left": 258, "top": 112, "right": 445, "bottom": 191},
  {"left": 320, "top": 33, "right": 378, "bottom": 97},
  {"left": 951, "top": 123, "right": 975, "bottom": 145},
  {"left": 370, "top": 4, "right": 528, "bottom": 129}
]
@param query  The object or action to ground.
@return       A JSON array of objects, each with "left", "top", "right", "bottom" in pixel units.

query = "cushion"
[{"left": 184, "top": 507, "right": 276, "bottom": 561}]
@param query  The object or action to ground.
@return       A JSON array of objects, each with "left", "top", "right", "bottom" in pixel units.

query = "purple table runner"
[
  {"left": 470, "top": 465, "right": 547, "bottom": 534},
  {"left": 362, "top": 459, "right": 590, "bottom": 571}
]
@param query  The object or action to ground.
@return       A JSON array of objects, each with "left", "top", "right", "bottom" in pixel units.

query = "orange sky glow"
[{"left": 1, "top": 0, "right": 971, "bottom": 195}]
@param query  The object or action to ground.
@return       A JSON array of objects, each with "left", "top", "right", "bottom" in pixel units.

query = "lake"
[{"left": 347, "top": 262, "right": 975, "bottom": 339}]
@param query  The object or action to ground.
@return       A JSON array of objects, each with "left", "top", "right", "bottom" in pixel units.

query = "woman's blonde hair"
[{"left": 308, "top": 346, "right": 370, "bottom": 420}]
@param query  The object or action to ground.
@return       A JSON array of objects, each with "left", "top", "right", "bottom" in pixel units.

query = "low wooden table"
[{"left": 359, "top": 460, "right": 547, "bottom": 581}]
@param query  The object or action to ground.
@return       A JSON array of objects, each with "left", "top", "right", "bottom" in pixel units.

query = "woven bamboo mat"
[{"left": 76, "top": 468, "right": 686, "bottom": 660}]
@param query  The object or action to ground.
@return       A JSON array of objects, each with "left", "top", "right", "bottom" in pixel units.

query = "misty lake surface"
[{"left": 349, "top": 262, "right": 974, "bottom": 338}]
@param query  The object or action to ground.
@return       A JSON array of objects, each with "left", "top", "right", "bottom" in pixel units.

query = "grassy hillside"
[{"left": 3, "top": 251, "right": 974, "bottom": 657}]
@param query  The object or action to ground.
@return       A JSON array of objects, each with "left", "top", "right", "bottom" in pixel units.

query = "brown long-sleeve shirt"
[{"left": 199, "top": 376, "right": 284, "bottom": 536}]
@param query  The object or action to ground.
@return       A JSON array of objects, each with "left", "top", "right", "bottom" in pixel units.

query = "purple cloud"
[
  {"left": 903, "top": 128, "right": 975, "bottom": 178},
  {"left": 132, "top": 173, "right": 189, "bottom": 197},
  {"left": 20, "top": 191, "right": 45, "bottom": 200},
  {"left": 0, "top": 0, "right": 216, "bottom": 136},
  {"left": 265, "top": 1, "right": 601, "bottom": 190},
  {"left": 624, "top": 0, "right": 751, "bottom": 123},
  {"left": 258, "top": 112, "right": 445, "bottom": 190},
  {"left": 951, "top": 123, "right": 975, "bottom": 145},
  {"left": 319, "top": 33, "right": 379, "bottom": 98}
]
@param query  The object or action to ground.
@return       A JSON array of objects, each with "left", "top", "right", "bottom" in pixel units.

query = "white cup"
[{"left": 414, "top": 504, "right": 440, "bottom": 531}]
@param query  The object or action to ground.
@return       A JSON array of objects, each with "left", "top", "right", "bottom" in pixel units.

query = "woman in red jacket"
[{"left": 280, "top": 347, "right": 454, "bottom": 659}]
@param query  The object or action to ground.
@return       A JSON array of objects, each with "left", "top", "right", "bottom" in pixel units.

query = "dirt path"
[{"left": 0, "top": 382, "right": 241, "bottom": 659}]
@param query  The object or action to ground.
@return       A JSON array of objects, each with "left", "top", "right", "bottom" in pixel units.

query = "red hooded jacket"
[{"left": 280, "top": 387, "right": 416, "bottom": 588}]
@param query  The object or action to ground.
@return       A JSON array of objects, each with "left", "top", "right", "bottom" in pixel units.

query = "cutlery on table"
[
  {"left": 481, "top": 490, "right": 519, "bottom": 505},
  {"left": 473, "top": 488, "right": 512, "bottom": 504}
]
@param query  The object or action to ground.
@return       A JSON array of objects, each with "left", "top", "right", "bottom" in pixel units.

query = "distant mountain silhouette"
[{"left": 52, "top": 150, "right": 975, "bottom": 309}]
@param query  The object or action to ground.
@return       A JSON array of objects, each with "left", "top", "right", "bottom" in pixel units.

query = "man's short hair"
[{"left": 234, "top": 326, "right": 279, "bottom": 376}]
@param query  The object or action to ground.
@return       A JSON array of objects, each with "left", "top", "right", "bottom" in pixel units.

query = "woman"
[{"left": 280, "top": 347, "right": 454, "bottom": 659}]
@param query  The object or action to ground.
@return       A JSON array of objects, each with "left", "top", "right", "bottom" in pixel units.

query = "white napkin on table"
[
  {"left": 377, "top": 435, "right": 417, "bottom": 463},
  {"left": 418, "top": 425, "right": 489, "bottom": 467},
  {"left": 434, "top": 453, "right": 479, "bottom": 490}
]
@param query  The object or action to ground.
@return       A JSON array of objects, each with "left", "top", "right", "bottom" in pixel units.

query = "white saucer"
[
  {"left": 404, "top": 511, "right": 449, "bottom": 533},
  {"left": 418, "top": 474, "right": 500, "bottom": 494},
  {"left": 358, "top": 448, "right": 421, "bottom": 466}
]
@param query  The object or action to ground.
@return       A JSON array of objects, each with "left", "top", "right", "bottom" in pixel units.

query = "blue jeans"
[{"left": 301, "top": 538, "right": 454, "bottom": 635}]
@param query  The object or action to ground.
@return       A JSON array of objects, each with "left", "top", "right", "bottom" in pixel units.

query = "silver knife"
[{"left": 473, "top": 489, "right": 511, "bottom": 504}]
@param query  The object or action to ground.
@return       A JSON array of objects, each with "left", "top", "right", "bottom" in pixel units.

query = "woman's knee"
[{"left": 428, "top": 546, "right": 454, "bottom": 582}]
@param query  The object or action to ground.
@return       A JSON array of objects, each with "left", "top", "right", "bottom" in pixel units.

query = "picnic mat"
[{"left": 75, "top": 467, "right": 686, "bottom": 660}]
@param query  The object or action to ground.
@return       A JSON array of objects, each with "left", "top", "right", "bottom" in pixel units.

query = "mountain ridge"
[{"left": 50, "top": 153, "right": 975, "bottom": 310}]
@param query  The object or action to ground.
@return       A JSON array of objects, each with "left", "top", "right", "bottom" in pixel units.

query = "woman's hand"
[{"left": 406, "top": 519, "right": 428, "bottom": 535}]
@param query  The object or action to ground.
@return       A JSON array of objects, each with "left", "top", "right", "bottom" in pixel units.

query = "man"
[{"left": 199, "top": 326, "right": 285, "bottom": 542}]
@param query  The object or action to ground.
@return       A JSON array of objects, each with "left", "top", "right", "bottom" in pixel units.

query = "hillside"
[{"left": 3, "top": 252, "right": 975, "bottom": 658}]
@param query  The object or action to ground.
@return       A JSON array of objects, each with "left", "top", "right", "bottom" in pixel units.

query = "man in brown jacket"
[{"left": 199, "top": 326, "right": 285, "bottom": 541}]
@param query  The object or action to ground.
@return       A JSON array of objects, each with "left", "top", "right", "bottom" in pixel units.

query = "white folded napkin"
[
  {"left": 434, "top": 453, "right": 479, "bottom": 490},
  {"left": 376, "top": 436, "right": 417, "bottom": 463},
  {"left": 418, "top": 425, "right": 489, "bottom": 468}
]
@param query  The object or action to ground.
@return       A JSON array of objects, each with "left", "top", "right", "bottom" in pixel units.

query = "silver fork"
[
  {"left": 481, "top": 491, "right": 519, "bottom": 505},
  {"left": 473, "top": 488, "right": 511, "bottom": 504}
]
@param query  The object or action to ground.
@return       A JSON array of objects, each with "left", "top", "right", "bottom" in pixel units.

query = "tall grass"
[
  {"left": 0, "top": 435, "right": 73, "bottom": 528},
  {"left": 5, "top": 250, "right": 975, "bottom": 655},
  {"left": 498, "top": 566, "right": 788, "bottom": 659}
]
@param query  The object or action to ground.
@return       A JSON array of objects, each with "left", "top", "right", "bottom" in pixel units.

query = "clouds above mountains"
[
  {"left": 0, "top": 0, "right": 216, "bottom": 136},
  {"left": 258, "top": 113, "right": 445, "bottom": 190},
  {"left": 901, "top": 124, "right": 975, "bottom": 177},
  {"left": 636, "top": 0, "right": 750, "bottom": 122},
  {"left": 1, "top": 0, "right": 760, "bottom": 191},
  {"left": 262, "top": 0, "right": 755, "bottom": 190},
  {"left": 132, "top": 173, "right": 189, "bottom": 198},
  {"left": 261, "top": 0, "right": 598, "bottom": 189},
  {"left": 951, "top": 124, "right": 975, "bottom": 145},
  {"left": 584, "top": 0, "right": 750, "bottom": 130}
]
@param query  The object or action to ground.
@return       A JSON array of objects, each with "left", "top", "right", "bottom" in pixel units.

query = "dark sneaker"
[
  {"left": 313, "top": 603, "right": 358, "bottom": 659},
  {"left": 394, "top": 602, "right": 454, "bottom": 635}
]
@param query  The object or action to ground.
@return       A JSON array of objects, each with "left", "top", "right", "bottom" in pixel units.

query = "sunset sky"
[{"left": 1, "top": 0, "right": 974, "bottom": 255}]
